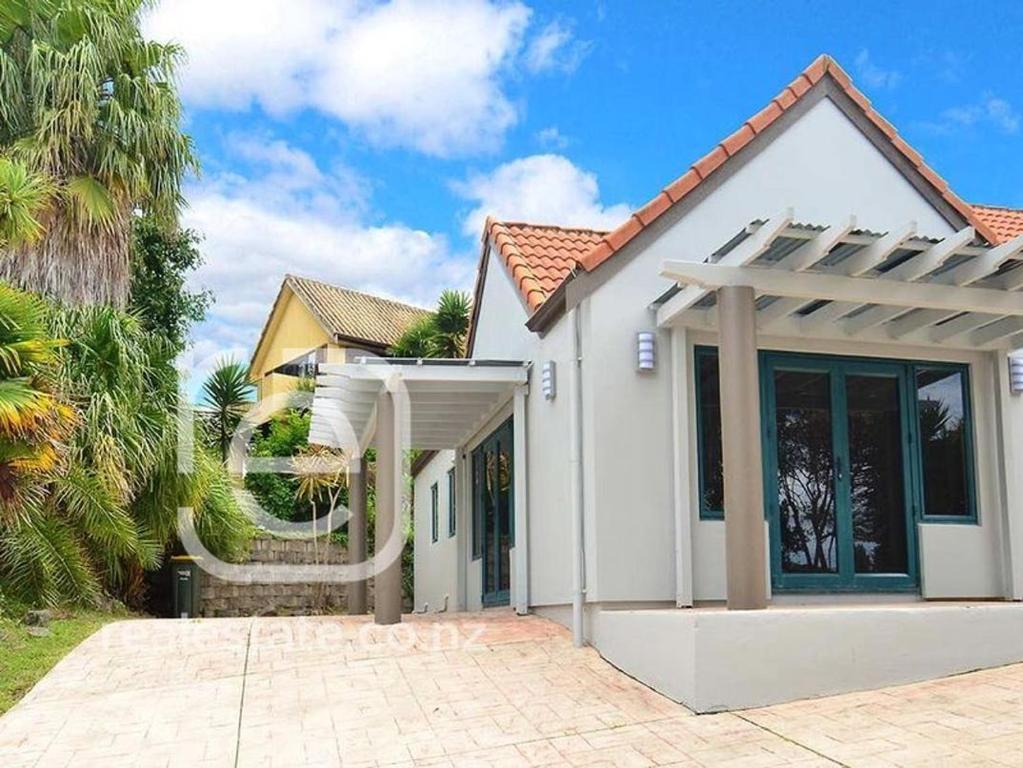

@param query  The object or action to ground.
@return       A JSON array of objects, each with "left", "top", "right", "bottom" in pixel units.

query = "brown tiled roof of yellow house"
[{"left": 284, "top": 274, "right": 430, "bottom": 347}]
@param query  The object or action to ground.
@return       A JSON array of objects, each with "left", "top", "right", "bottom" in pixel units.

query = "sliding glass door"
[{"left": 763, "top": 354, "right": 918, "bottom": 592}]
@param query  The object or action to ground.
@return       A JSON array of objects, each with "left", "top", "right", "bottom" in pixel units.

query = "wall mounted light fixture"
[
  {"left": 637, "top": 331, "right": 656, "bottom": 372},
  {"left": 542, "top": 361, "right": 557, "bottom": 400},
  {"left": 1010, "top": 356, "right": 1023, "bottom": 395}
]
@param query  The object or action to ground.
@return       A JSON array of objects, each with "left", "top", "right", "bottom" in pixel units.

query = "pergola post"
[
  {"left": 718, "top": 285, "right": 768, "bottom": 610},
  {"left": 512, "top": 385, "right": 529, "bottom": 615},
  {"left": 373, "top": 389, "right": 402, "bottom": 625},
  {"left": 347, "top": 455, "right": 368, "bottom": 615}
]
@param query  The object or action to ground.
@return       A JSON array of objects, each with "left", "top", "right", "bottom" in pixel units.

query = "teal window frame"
[
  {"left": 694, "top": 348, "right": 980, "bottom": 528},
  {"left": 430, "top": 482, "right": 439, "bottom": 544},
  {"left": 761, "top": 352, "right": 922, "bottom": 593},
  {"left": 447, "top": 468, "right": 456, "bottom": 537},
  {"left": 910, "top": 363, "right": 979, "bottom": 524}
]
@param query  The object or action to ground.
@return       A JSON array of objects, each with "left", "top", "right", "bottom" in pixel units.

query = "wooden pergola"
[
  {"left": 657, "top": 209, "right": 1023, "bottom": 351},
  {"left": 658, "top": 210, "right": 1023, "bottom": 610},
  {"left": 310, "top": 358, "right": 529, "bottom": 624}
]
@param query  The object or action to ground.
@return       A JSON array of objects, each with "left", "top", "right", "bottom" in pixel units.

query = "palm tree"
[
  {"left": 390, "top": 290, "right": 471, "bottom": 358},
  {"left": 432, "top": 290, "right": 471, "bottom": 357},
  {"left": 0, "top": 0, "right": 197, "bottom": 306},
  {"left": 0, "top": 157, "right": 53, "bottom": 249},
  {"left": 201, "top": 359, "right": 253, "bottom": 462},
  {"left": 1, "top": 298, "right": 254, "bottom": 607},
  {"left": 0, "top": 283, "right": 74, "bottom": 517}
]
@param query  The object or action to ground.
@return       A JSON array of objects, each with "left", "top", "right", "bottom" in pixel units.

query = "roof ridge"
[
  {"left": 971, "top": 202, "right": 1023, "bottom": 212},
  {"left": 576, "top": 52, "right": 998, "bottom": 273},
  {"left": 489, "top": 219, "right": 610, "bottom": 235},
  {"left": 286, "top": 273, "right": 432, "bottom": 313}
]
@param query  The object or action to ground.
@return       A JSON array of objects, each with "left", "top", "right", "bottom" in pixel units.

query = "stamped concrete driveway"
[{"left": 2, "top": 612, "right": 1023, "bottom": 767}]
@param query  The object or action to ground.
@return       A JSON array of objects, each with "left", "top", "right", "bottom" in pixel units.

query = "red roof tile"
[
  {"left": 485, "top": 220, "right": 606, "bottom": 312},
  {"left": 971, "top": 205, "right": 1023, "bottom": 245},
  {"left": 577, "top": 53, "right": 1000, "bottom": 273}
]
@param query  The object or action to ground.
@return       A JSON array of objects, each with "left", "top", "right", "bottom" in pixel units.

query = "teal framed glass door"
[
  {"left": 763, "top": 353, "right": 919, "bottom": 592},
  {"left": 472, "top": 419, "right": 514, "bottom": 606}
]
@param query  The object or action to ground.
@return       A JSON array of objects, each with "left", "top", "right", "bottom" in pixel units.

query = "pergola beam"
[
  {"left": 660, "top": 261, "right": 1023, "bottom": 317},
  {"left": 939, "top": 232, "right": 1023, "bottom": 286},
  {"left": 657, "top": 207, "right": 794, "bottom": 327},
  {"left": 838, "top": 221, "right": 918, "bottom": 276},
  {"left": 882, "top": 226, "right": 975, "bottom": 282},
  {"left": 756, "top": 217, "right": 857, "bottom": 325},
  {"left": 971, "top": 317, "right": 1023, "bottom": 347}
]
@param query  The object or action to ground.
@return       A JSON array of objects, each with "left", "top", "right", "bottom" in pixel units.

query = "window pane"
[
  {"left": 471, "top": 452, "right": 482, "bottom": 558},
  {"left": 775, "top": 369, "right": 837, "bottom": 574},
  {"left": 917, "top": 369, "right": 970, "bottom": 517},
  {"left": 448, "top": 469, "right": 456, "bottom": 537},
  {"left": 847, "top": 374, "right": 908, "bottom": 574},
  {"left": 431, "top": 483, "right": 439, "bottom": 542},
  {"left": 697, "top": 352, "right": 724, "bottom": 515}
]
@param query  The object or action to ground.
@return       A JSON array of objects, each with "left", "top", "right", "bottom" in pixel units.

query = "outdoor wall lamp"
[
  {"left": 1010, "top": 356, "right": 1023, "bottom": 395},
  {"left": 637, "top": 331, "right": 656, "bottom": 372},
  {"left": 542, "top": 361, "right": 557, "bottom": 400}
]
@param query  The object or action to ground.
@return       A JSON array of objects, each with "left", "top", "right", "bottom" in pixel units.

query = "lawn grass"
[{"left": 0, "top": 608, "right": 128, "bottom": 715}]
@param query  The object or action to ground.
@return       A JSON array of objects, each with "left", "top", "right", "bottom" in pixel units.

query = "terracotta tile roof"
[
  {"left": 486, "top": 219, "right": 607, "bottom": 311},
  {"left": 970, "top": 204, "right": 1023, "bottom": 245},
  {"left": 577, "top": 53, "right": 1000, "bottom": 274},
  {"left": 285, "top": 274, "right": 430, "bottom": 347}
]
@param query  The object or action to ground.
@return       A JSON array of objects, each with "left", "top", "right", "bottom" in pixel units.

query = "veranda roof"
[
  {"left": 657, "top": 209, "right": 1023, "bottom": 351},
  {"left": 309, "top": 358, "right": 528, "bottom": 452}
]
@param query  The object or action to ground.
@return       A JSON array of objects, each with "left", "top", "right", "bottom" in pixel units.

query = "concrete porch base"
[{"left": 590, "top": 602, "right": 1023, "bottom": 713}]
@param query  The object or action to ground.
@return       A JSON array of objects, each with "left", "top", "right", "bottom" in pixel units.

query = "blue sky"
[{"left": 143, "top": 0, "right": 1023, "bottom": 373}]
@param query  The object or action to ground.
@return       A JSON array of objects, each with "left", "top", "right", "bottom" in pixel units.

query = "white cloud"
[
  {"left": 854, "top": 49, "right": 901, "bottom": 90},
  {"left": 455, "top": 154, "right": 631, "bottom": 237},
  {"left": 524, "top": 20, "right": 591, "bottom": 74},
  {"left": 536, "top": 125, "right": 569, "bottom": 150},
  {"left": 182, "top": 136, "right": 473, "bottom": 368},
  {"left": 942, "top": 95, "right": 1020, "bottom": 134},
  {"left": 146, "top": 0, "right": 584, "bottom": 156}
]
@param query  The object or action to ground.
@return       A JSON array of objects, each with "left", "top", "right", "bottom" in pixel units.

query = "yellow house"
[{"left": 249, "top": 274, "right": 431, "bottom": 402}]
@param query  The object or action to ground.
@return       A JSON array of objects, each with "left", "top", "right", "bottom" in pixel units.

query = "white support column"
[
  {"left": 670, "top": 326, "right": 694, "bottom": 607},
  {"left": 347, "top": 455, "right": 368, "bottom": 615},
  {"left": 994, "top": 353, "right": 1023, "bottom": 600},
  {"left": 718, "top": 286, "right": 768, "bottom": 610},
  {"left": 512, "top": 385, "right": 529, "bottom": 615},
  {"left": 373, "top": 388, "right": 403, "bottom": 625},
  {"left": 455, "top": 448, "right": 468, "bottom": 612}
]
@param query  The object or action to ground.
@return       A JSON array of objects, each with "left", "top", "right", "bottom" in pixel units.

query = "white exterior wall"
[
  {"left": 413, "top": 93, "right": 1021, "bottom": 614},
  {"left": 412, "top": 450, "right": 458, "bottom": 613},
  {"left": 413, "top": 244, "right": 576, "bottom": 612},
  {"left": 472, "top": 249, "right": 535, "bottom": 360},
  {"left": 577, "top": 95, "right": 1010, "bottom": 605}
]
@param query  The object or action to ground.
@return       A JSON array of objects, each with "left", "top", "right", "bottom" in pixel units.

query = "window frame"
[
  {"left": 693, "top": 348, "right": 980, "bottom": 526},
  {"left": 909, "top": 362, "right": 979, "bottom": 524},
  {"left": 430, "top": 482, "right": 439, "bottom": 544},
  {"left": 447, "top": 468, "right": 456, "bottom": 537}
]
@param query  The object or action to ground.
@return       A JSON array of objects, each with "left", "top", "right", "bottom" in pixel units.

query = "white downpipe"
[{"left": 569, "top": 306, "right": 586, "bottom": 647}]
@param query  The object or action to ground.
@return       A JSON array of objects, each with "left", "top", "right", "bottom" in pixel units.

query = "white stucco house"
[{"left": 311, "top": 54, "right": 1023, "bottom": 712}]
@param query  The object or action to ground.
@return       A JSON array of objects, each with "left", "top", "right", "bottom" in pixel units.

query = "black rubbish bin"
[{"left": 170, "top": 555, "right": 202, "bottom": 618}]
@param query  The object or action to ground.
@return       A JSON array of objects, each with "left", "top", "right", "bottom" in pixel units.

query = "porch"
[
  {"left": 309, "top": 357, "right": 530, "bottom": 623},
  {"left": 657, "top": 209, "right": 1023, "bottom": 609},
  {"left": 592, "top": 600, "right": 1023, "bottom": 712}
]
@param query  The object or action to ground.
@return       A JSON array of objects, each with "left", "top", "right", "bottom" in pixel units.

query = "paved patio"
[{"left": 2, "top": 612, "right": 1023, "bottom": 767}]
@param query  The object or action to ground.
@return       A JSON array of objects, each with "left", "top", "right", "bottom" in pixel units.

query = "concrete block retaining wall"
[{"left": 200, "top": 537, "right": 373, "bottom": 617}]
